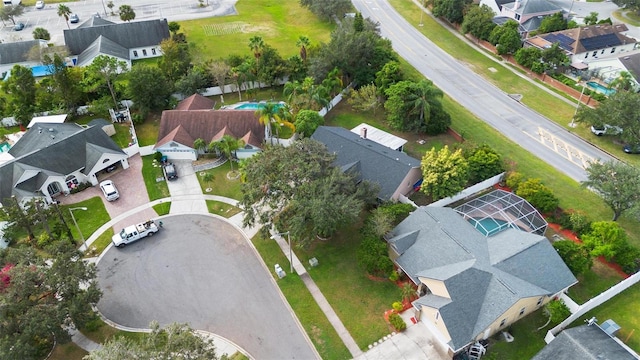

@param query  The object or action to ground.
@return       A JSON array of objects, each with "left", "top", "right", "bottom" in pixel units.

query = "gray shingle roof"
[
  {"left": 619, "top": 53, "right": 640, "bottom": 83},
  {"left": 310, "top": 126, "right": 421, "bottom": 200},
  {"left": 9, "top": 123, "right": 85, "bottom": 157},
  {"left": 0, "top": 40, "right": 46, "bottom": 65},
  {"left": 389, "top": 206, "right": 577, "bottom": 352},
  {"left": 533, "top": 324, "right": 638, "bottom": 360},
  {"left": 502, "top": 0, "right": 561, "bottom": 15},
  {"left": 76, "top": 36, "right": 130, "bottom": 67},
  {"left": 64, "top": 18, "right": 170, "bottom": 55},
  {"left": 0, "top": 124, "right": 125, "bottom": 204}
]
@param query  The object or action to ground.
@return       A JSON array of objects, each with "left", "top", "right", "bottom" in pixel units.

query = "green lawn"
[
  {"left": 141, "top": 155, "right": 171, "bottom": 201},
  {"left": 153, "top": 203, "right": 172, "bottom": 215},
  {"left": 62, "top": 197, "right": 111, "bottom": 248},
  {"left": 487, "top": 309, "right": 550, "bottom": 359},
  {"left": 179, "top": 0, "right": 334, "bottom": 61},
  {"left": 251, "top": 233, "right": 352, "bottom": 360},
  {"left": 85, "top": 229, "right": 115, "bottom": 258},
  {"left": 206, "top": 200, "right": 242, "bottom": 218},
  {"left": 48, "top": 342, "right": 88, "bottom": 360},
  {"left": 196, "top": 161, "right": 243, "bottom": 200},
  {"left": 568, "top": 261, "right": 624, "bottom": 304},
  {"left": 135, "top": 112, "right": 162, "bottom": 147}
]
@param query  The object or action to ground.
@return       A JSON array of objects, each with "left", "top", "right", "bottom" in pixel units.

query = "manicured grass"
[
  {"left": 0, "top": 125, "right": 20, "bottom": 139},
  {"left": 62, "top": 197, "right": 111, "bottom": 248},
  {"left": 195, "top": 161, "right": 242, "bottom": 200},
  {"left": 111, "top": 122, "right": 135, "bottom": 148},
  {"left": 568, "top": 261, "right": 624, "bottom": 304},
  {"left": 297, "top": 221, "right": 400, "bottom": 349},
  {"left": 82, "top": 318, "right": 145, "bottom": 344},
  {"left": 48, "top": 342, "right": 88, "bottom": 360},
  {"left": 141, "top": 155, "right": 171, "bottom": 201},
  {"left": 153, "top": 202, "right": 171, "bottom": 215},
  {"left": 612, "top": 10, "right": 640, "bottom": 26},
  {"left": 487, "top": 309, "right": 550, "bottom": 359},
  {"left": 251, "top": 233, "right": 352, "bottom": 360},
  {"left": 179, "top": 0, "right": 334, "bottom": 61},
  {"left": 135, "top": 112, "right": 162, "bottom": 147},
  {"left": 85, "top": 228, "right": 115, "bottom": 258},
  {"left": 577, "top": 283, "right": 640, "bottom": 352},
  {"left": 206, "top": 200, "right": 241, "bottom": 218}
]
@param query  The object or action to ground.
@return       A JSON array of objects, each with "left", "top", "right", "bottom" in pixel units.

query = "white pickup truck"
[{"left": 112, "top": 220, "right": 160, "bottom": 248}]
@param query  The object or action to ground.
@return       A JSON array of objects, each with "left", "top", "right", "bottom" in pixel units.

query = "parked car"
[
  {"left": 69, "top": 13, "right": 79, "bottom": 23},
  {"left": 623, "top": 144, "right": 640, "bottom": 154},
  {"left": 100, "top": 180, "right": 120, "bottom": 201},
  {"left": 35, "top": 0, "right": 44, "bottom": 9},
  {"left": 13, "top": 22, "right": 25, "bottom": 31},
  {"left": 590, "top": 124, "right": 623, "bottom": 136},
  {"left": 163, "top": 163, "right": 178, "bottom": 181}
]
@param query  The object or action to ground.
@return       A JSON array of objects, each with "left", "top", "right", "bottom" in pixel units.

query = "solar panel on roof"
[
  {"left": 581, "top": 33, "right": 622, "bottom": 51},
  {"left": 543, "top": 33, "right": 574, "bottom": 51}
]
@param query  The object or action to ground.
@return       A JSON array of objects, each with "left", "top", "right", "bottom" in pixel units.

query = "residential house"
[
  {"left": 63, "top": 17, "right": 170, "bottom": 67},
  {"left": 525, "top": 24, "right": 637, "bottom": 70},
  {"left": 310, "top": 126, "right": 422, "bottom": 202},
  {"left": 386, "top": 197, "right": 576, "bottom": 356},
  {"left": 154, "top": 95, "right": 265, "bottom": 161},
  {"left": 533, "top": 319, "right": 638, "bottom": 359},
  {"left": 0, "top": 122, "right": 129, "bottom": 206},
  {"left": 499, "top": 0, "right": 563, "bottom": 34},
  {"left": 0, "top": 39, "right": 48, "bottom": 77}
]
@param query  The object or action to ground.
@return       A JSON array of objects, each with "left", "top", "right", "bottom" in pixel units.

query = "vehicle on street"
[
  {"left": 163, "top": 162, "right": 178, "bottom": 181},
  {"left": 35, "top": 0, "right": 44, "bottom": 9},
  {"left": 112, "top": 220, "right": 160, "bottom": 247},
  {"left": 100, "top": 180, "right": 120, "bottom": 201},
  {"left": 69, "top": 13, "right": 79, "bottom": 23},
  {"left": 590, "top": 124, "right": 622, "bottom": 136},
  {"left": 13, "top": 22, "right": 24, "bottom": 31},
  {"left": 3, "top": 0, "right": 22, "bottom": 5},
  {"left": 623, "top": 144, "right": 640, "bottom": 154}
]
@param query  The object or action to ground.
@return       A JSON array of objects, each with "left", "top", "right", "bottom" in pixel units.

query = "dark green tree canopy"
[
  {"left": 575, "top": 91, "right": 640, "bottom": 146},
  {"left": 552, "top": 240, "right": 592, "bottom": 276},
  {"left": 384, "top": 80, "right": 450, "bottom": 134},
  {"left": 0, "top": 5, "right": 24, "bottom": 25},
  {"left": 300, "top": 0, "right": 352, "bottom": 20},
  {"left": 294, "top": 109, "right": 324, "bottom": 137},
  {"left": 582, "top": 160, "right": 640, "bottom": 221},
  {"left": 119, "top": 4, "right": 136, "bottom": 22},
  {"left": 613, "top": 0, "right": 640, "bottom": 14},
  {"left": 489, "top": 20, "right": 522, "bottom": 55},
  {"left": 2, "top": 65, "right": 36, "bottom": 126},
  {"left": 432, "top": 0, "right": 473, "bottom": 24},
  {"left": 127, "top": 65, "right": 172, "bottom": 111},
  {"left": 537, "top": 13, "right": 567, "bottom": 34},
  {"left": 461, "top": 4, "right": 497, "bottom": 41}
]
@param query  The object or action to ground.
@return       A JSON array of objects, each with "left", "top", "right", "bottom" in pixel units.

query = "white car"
[
  {"left": 35, "top": 0, "right": 44, "bottom": 9},
  {"left": 100, "top": 180, "right": 120, "bottom": 201},
  {"left": 590, "top": 124, "right": 623, "bottom": 136}
]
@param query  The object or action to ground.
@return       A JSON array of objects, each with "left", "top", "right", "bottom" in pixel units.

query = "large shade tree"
[
  {"left": 127, "top": 64, "right": 172, "bottom": 112},
  {"left": 461, "top": 4, "right": 496, "bottom": 41},
  {"left": 421, "top": 145, "right": 470, "bottom": 200},
  {"left": 384, "top": 80, "right": 451, "bottom": 134},
  {"left": 575, "top": 91, "right": 640, "bottom": 146},
  {"left": 0, "top": 5, "right": 24, "bottom": 25},
  {"left": 2, "top": 65, "right": 36, "bottom": 127},
  {"left": 239, "top": 139, "right": 377, "bottom": 245},
  {"left": 582, "top": 160, "right": 640, "bottom": 221},
  {"left": 85, "top": 55, "right": 128, "bottom": 110},
  {"left": 0, "top": 243, "right": 101, "bottom": 359}
]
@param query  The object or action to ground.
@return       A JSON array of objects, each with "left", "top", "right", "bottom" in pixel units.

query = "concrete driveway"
[
  {"left": 96, "top": 214, "right": 318, "bottom": 360},
  {"left": 165, "top": 160, "right": 208, "bottom": 214}
]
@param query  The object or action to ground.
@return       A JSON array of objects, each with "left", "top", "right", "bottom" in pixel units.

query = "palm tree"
[
  {"left": 256, "top": 103, "right": 282, "bottom": 145},
  {"left": 609, "top": 71, "right": 635, "bottom": 92},
  {"left": 296, "top": 36, "right": 310, "bottom": 63},
  {"left": 248, "top": 36, "right": 265, "bottom": 67},
  {"left": 193, "top": 138, "right": 206, "bottom": 159},
  {"left": 408, "top": 80, "right": 443, "bottom": 125},
  {"left": 214, "top": 135, "right": 244, "bottom": 171},
  {"left": 321, "top": 67, "right": 343, "bottom": 99},
  {"left": 57, "top": 4, "right": 72, "bottom": 29}
]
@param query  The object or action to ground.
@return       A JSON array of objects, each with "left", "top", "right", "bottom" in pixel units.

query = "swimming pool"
[
  {"left": 587, "top": 81, "right": 616, "bottom": 96},
  {"left": 468, "top": 217, "right": 512, "bottom": 236},
  {"left": 0, "top": 142, "right": 10, "bottom": 153},
  {"left": 231, "top": 102, "right": 285, "bottom": 110},
  {"left": 3, "top": 65, "right": 54, "bottom": 80}
]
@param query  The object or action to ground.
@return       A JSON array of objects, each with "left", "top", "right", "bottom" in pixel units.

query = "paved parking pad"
[{"left": 97, "top": 214, "right": 317, "bottom": 360}]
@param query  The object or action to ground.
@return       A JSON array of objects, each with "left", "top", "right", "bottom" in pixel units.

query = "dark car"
[
  {"left": 623, "top": 144, "right": 640, "bottom": 154},
  {"left": 69, "top": 14, "right": 79, "bottom": 23},
  {"left": 14, "top": 22, "right": 25, "bottom": 31},
  {"left": 163, "top": 163, "right": 178, "bottom": 181}
]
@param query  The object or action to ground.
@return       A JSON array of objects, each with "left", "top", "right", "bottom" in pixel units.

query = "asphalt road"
[
  {"left": 353, "top": 0, "right": 619, "bottom": 182},
  {"left": 97, "top": 214, "right": 318, "bottom": 360},
  {"left": 0, "top": 0, "right": 238, "bottom": 44}
]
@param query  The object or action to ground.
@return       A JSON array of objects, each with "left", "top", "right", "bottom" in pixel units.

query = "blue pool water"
[
  {"left": 468, "top": 217, "right": 512, "bottom": 236},
  {"left": 3, "top": 65, "right": 53, "bottom": 80},
  {"left": 0, "top": 142, "right": 10, "bottom": 153},
  {"left": 587, "top": 81, "right": 616, "bottom": 96},
  {"left": 233, "top": 102, "right": 284, "bottom": 110}
]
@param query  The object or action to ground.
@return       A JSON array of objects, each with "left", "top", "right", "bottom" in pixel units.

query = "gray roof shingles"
[
  {"left": 64, "top": 18, "right": 170, "bottom": 55},
  {"left": 311, "top": 126, "right": 421, "bottom": 200},
  {"left": 389, "top": 206, "right": 577, "bottom": 352},
  {"left": 77, "top": 36, "right": 130, "bottom": 66},
  {"left": 0, "top": 40, "right": 46, "bottom": 65}
]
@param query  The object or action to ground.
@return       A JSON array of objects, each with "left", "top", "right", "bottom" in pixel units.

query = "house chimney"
[
  {"left": 514, "top": 0, "right": 520, "bottom": 9},
  {"left": 360, "top": 127, "right": 368, "bottom": 139}
]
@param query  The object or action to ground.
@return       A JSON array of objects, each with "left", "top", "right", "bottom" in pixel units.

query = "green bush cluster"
[
  {"left": 392, "top": 301, "right": 403, "bottom": 312},
  {"left": 505, "top": 172, "right": 559, "bottom": 213},
  {"left": 550, "top": 73, "right": 607, "bottom": 102},
  {"left": 388, "top": 312, "right": 406, "bottom": 331},
  {"left": 547, "top": 209, "right": 591, "bottom": 237}
]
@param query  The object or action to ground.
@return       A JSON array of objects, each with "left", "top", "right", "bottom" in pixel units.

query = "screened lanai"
[{"left": 453, "top": 189, "right": 547, "bottom": 237}]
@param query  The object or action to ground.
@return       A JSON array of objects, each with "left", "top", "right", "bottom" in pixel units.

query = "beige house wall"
[
  {"left": 474, "top": 295, "right": 548, "bottom": 341},
  {"left": 420, "top": 306, "right": 453, "bottom": 344},
  {"left": 419, "top": 277, "right": 451, "bottom": 299},
  {"left": 391, "top": 167, "right": 422, "bottom": 201}
]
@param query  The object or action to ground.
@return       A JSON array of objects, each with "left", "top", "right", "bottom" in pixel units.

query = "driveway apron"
[{"left": 165, "top": 160, "right": 208, "bottom": 214}]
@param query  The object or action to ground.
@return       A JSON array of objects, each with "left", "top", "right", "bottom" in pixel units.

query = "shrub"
[
  {"left": 392, "top": 301, "right": 403, "bottom": 312},
  {"left": 505, "top": 171, "right": 524, "bottom": 191},
  {"left": 389, "top": 270, "right": 400, "bottom": 282},
  {"left": 131, "top": 112, "right": 145, "bottom": 125},
  {"left": 388, "top": 313, "right": 407, "bottom": 331},
  {"left": 357, "top": 235, "right": 394, "bottom": 276},
  {"left": 516, "top": 178, "right": 559, "bottom": 213},
  {"left": 466, "top": 144, "right": 505, "bottom": 184},
  {"left": 154, "top": 151, "right": 164, "bottom": 162},
  {"left": 379, "top": 202, "right": 416, "bottom": 225},
  {"left": 545, "top": 299, "right": 571, "bottom": 325},
  {"left": 614, "top": 243, "right": 640, "bottom": 274},
  {"left": 553, "top": 240, "right": 592, "bottom": 276},
  {"left": 582, "top": 221, "right": 628, "bottom": 261},
  {"left": 569, "top": 210, "right": 591, "bottom": 236}
]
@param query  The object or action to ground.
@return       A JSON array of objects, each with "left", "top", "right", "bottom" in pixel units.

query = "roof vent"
[
  {"left": 360, "top": 127, "right": 367, "bottom": 139},
  {"left": 48, "top": 128, "right": 54, "bottom": 132}
]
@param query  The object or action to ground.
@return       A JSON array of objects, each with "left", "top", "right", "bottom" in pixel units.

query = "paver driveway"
[{"left": 97, "top": 214, "right": 318, "bottom": 360}]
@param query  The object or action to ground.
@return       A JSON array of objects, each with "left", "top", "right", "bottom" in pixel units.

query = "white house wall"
[
  {"left": 129, "top": 46, "right": 163, "bottom": 61},
  {"left": 577, "top": 42, "right": 636, "bottom": 63},
  {"left": 156, "top": 142, "right": 197, "bottom": 160}
]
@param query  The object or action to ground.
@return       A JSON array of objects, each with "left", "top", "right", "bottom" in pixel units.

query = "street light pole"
[
  {"left": 69, "top": 207, "right": 88, "bottom": 251},
  {"left": 569, "top": 83, "right": 586, "bottom": 128},
  {"left": 270, "top": 231, "right": 293, "bottom": 273},
  {"left": 419, "top": 1, "right": 424, "bottom": 26}
]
